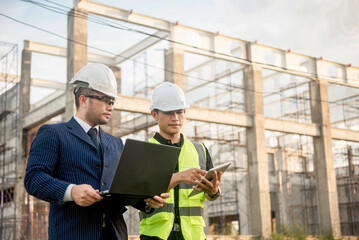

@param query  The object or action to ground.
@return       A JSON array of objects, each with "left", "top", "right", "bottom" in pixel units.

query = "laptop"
[{"left": 99, "top": 138, "right": 180, "bottom": 205}]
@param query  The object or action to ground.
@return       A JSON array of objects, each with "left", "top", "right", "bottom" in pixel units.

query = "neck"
[
  {"left": 75, "top": 112, "right": 96, "bottom": 128},
  {"left": 159, "top": 131, "right": 181, "bottom": 144}
]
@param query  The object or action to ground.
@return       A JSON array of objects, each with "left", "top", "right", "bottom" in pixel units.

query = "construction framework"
[
  {"left": 0, "top": 0, "right": 359, "bottom": 239},
  {"left": 0, "top": 41, "right": 21, "bottom": 239}
]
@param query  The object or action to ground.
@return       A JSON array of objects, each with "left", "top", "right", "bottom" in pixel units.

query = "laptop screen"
[{"left": 104, "top": 139, "right": 180, "bottom": 204}]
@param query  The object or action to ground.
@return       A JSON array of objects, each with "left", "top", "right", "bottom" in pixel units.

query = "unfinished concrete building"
[{"left": 1, "top": 1, "right": 359, "bottom": 239}]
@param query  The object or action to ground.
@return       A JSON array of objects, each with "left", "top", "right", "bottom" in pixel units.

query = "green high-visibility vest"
[{"left": 139, "top": 137, "right": 207, "bottom": 240}]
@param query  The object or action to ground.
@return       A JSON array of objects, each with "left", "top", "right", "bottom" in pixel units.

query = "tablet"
[{"left": 188, "top": 161, "right": 232, "bottom": 198}]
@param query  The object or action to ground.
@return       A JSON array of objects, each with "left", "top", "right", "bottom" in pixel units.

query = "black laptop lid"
[{"left": 108, "top": 139, "right": 180, "bottom": 198}]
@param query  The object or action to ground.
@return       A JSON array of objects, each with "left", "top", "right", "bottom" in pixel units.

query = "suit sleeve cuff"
[{"left": 63, "top": 184, "right": 74, "bottom": 202}]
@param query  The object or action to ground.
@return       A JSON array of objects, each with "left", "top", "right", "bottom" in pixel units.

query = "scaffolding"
[{"left": 0, "top": 41, "right": 20, "bottom": 239}]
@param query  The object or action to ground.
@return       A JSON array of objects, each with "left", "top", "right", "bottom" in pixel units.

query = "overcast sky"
[{"left": 1, "top": 0, "right": 359, "bottom": 70}]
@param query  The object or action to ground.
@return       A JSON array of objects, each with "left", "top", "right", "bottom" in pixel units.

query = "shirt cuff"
[{"left": 63, "top": 184, "right": 74, "bottom": 202}]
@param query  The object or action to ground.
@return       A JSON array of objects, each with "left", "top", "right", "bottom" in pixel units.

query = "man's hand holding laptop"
[{"left": 145, "top": 193, "right": 171, "bottom": 208}]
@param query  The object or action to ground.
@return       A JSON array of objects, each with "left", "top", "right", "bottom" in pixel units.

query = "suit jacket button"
[
  {"left": 101, "top": 181, "right": 105, "bottom": 185},
  {"left": 96, "top": 164, "right": 100, "bottom": 169}
]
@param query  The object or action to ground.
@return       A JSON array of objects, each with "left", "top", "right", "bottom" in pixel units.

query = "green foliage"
[
  {"left": 271, "top": 223, "right": 308, "bottom": 240},
  {"left": 317, "top": 232, "right": 341, "bottom": 240},
  {"left": 270, "top": 224, "right": 342, "bottom": 240}
]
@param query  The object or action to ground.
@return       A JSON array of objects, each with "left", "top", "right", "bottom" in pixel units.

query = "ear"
[
  {"left": 151, "top": 110, "right": 158, "bottom": 121},
  {"left": 184, "top": 109, "right": 186, "bottom": 114},
  {"left": 79, "top": 95, "right": 88, "bottom": 109}
]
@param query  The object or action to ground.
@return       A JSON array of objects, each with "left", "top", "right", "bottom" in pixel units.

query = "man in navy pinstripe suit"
[{"left": 24, "top": 64, "right": 169, "bottom": 240}]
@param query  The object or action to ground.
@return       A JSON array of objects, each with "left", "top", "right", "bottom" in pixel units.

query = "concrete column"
[
  {"left": 109, "top": 66, "right": 121, "bottom": 95},
  {"left": 309, "top": 79, "right": 341, "bottom": 237},
  {"left": 164, "top": 48, "right": 185, "bottom": 90},
  {"left": 164, "top": 47, "right": 187, "bottom": 135},
  {"left": 18, "top": 40, "right": 32, "bottom": 240},
  {"left": 20, "top": 40, "right": 32, "bottom": 115},
  {"left": 64, "top": 7, "right": 88, "bottom": 121},
  {"left": 244, "top": 65, "right": 272, "bottom": 238},
  {"left": 108, "top": 66, "right": 121, "bottom": 135},
  {"left": 275, "top": 150, "right": 289, "bottom": 230}
]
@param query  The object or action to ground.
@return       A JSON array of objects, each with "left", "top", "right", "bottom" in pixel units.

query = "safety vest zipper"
[{"left": 174, "top": 163, "right": 181, "bottom": 231}]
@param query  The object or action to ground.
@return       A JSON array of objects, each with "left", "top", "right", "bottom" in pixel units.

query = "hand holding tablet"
[{"left": 188, "top": 161, "right": 232, "bottom": 197}]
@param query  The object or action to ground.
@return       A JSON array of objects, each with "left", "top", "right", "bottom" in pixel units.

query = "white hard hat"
[
  {"left": 150, "top": 82, "right": 189, "bottom": 111},
  {"left": 70, "top": 63, "right": 119, "bottom": 98}
]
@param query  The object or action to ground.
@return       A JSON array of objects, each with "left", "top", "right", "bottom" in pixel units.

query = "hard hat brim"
[
  {"left": 96, "top": 89, "right": 121, "bottom": 99},
  {"left": 150, "top": 104, "right": 190, "bottom": 112},
  {"left": 71, "top": 78, "right": 120, "bottom": 99}
]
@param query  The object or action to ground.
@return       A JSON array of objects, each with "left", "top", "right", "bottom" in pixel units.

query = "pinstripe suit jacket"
[{"left": 24, "top": 117, "right": 134, "bottom": 240}]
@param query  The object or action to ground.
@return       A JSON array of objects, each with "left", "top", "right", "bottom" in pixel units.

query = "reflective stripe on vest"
[
  {"left": 139, "top": 137, "right": 207, "bottom": 240},
  {"left": 139, "top": 204, "right": 203, "bottom": 219}
]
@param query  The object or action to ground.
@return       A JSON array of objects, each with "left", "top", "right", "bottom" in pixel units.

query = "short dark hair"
[{"left": 74, "top": 87, "right": 92, "bottom": 110}]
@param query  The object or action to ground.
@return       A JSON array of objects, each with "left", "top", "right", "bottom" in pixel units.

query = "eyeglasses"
[{"left": 83, "top": 95, "right": 115, "bottom": 106}]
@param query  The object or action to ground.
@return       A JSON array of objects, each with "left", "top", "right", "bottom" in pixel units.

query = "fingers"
[
  {"left": 196, "top": 169, "right": 207, "bottom": 176},
  {"left": 145, "top": 192, "right": 171, "bottom": 209},
  {"left": 217, "top": 171, "right": 223, "bottom": 182},
  {"left": 181, "top": 168, "right": 208, "bottom": 184},
  {"left": 159, "top": 193, "right": 170, "bottom": 199},
  {"left": 71, "top": 184, "right": 103, "bottom": 207},
  {"left": 195, "top": 170, "right": 222, "bottom": 195},
  {"left": 145, "top": 197, "right": 164, "bottom": 208}
]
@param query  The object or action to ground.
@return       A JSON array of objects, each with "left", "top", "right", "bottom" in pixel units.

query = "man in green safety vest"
[{"left": 139, "top": 82, "right": 223, "bottom": 240}]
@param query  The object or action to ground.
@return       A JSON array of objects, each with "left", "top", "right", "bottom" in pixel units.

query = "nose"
[
  {"left": 172, "top": 112, "right": 179, "bottom": 120},
  {"left": 107, "top": 104, "right": 113, "bottom": 112}
]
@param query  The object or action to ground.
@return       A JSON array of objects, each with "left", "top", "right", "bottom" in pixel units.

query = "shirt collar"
[
  {"left": 153, "top": 132, "right": 184, "bottom": 147},
  {"left": 74, "top": 116, "right": 99, "bottom": 134}
]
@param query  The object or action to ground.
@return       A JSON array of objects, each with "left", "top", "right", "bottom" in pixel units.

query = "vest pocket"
[
  {"left": 145, "top": 212, "right": 169, "bottom": 225},
  {"left": 188, "top": 191, "right": 205, "bottom": 201},
  {"left": 190, "top": 215, "right": 205, "bottom": 226}
]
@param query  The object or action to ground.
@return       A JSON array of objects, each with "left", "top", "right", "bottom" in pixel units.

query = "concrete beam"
[
  {"left": 23, "top": 94, "right": 66, "bottom": 129},
  {"left": 187, "top": 106, "right": 250, "bottom": 127},
  {"left": 115, "top": 30, "right": 169, "bottom": 64},
  {"left": 264, "top": 117, "right": 319, "bottom": 136},
  {"left": 31, "top": 78, "right": 65, "bottom": 91},
  {"left": 114, "top": 95, "right": 150, "bottom": 114},
  {"left": 23, "top": 94, "right": 151, "bottom": 129},
  {"left": 0, "top": 73, "right": 66, "bottom": 91},
  {"left": 331, "top": 128, "right": 359, "bottom": 142},
  {"left": 172, "top": 25, "right": 250, "bottom": 65},
  {"left": 77, "top": 0, "right": 171, "bottom": 31},
  {"left": 26, "top": 41, "right": 66, "bottom": 57},
  {"left": 22, "top": 90, "right": 332, "bottom": 136},
  {"left": 114, "top": 95, "right": 252, "bottom": 127},
  {"left": 115, "top": 115, "right": 157, "bottom": 137},
  {"left": 25, "top": 41, "right": 115, "bottom": 65},
  {"left": 0, "top": 73, "right": 19, "bottom": 83},
  {"left": 78, "top": 0, "right": 359, "bottom": 90}
]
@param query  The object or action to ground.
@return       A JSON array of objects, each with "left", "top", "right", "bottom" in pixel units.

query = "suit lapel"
[
  {"left": 67, "top": 117, "right": 96, "bottom": 149},
  {"left": 99, "top": 127, "right": 111, "bottom": 151}
]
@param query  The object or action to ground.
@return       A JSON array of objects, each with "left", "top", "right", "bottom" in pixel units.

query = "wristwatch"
[
  {"left": 208, "top": 189, "right": 220, "bottom": 199},
  {"left": 145, "top": 202, "right": 152, "bottom": 213}
]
